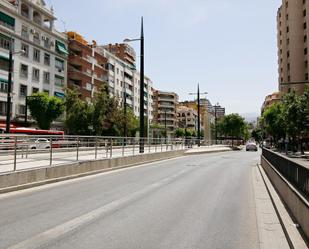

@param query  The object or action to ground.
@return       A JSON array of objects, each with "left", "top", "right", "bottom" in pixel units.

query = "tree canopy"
[{"left": 27, "top": 93, "right": 64, "bottom": 130}]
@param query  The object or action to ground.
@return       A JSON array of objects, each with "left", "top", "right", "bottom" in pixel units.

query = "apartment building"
[
  {"left": 152, "top": 90, "right": 178, "bottom": 137},
  {"left": 97, "top": 46, "right": 153, "bottom": 122},
  {"left": 277, "top": 0, "right": 309, "bottom": 94},
  {"left": 214, "top": 105, "right": 225, "bottom": 119},
  {"left": 261, "top": 92, "right": 281, "bottom": 114},
  {"left": 103, "top": 43, "right": 136, "bottom": 68},
  {"left": 177, "top": 105, "right": 197, "bottom": 130},
  {"left": 67, "top": 32, "right": 107, "bottom": 101},
  {"left": 0, "top": 0, "right": 68, "bottom": 125}
]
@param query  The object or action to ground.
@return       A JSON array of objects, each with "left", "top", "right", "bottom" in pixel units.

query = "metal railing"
[
  {"left": 0, "top": 135, "right": 224, "bottom": 173},
  {"left": 262, "top": 148, "right": 309, "bottom": 200}
]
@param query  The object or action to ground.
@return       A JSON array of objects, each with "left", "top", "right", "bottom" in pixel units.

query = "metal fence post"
[
  {"left": 148, "top": 138, "right": 151, "bottom": 153},
  {"left": 76, "top": 136, "right": 79, "bottom": 161},
  {"left": 133, "top": 139, "right": 135, "bottom": 156},
  {"left": 122, "top": 138, "right": 125, "bottom": 157},
  {"left": 13, "top": 137, "right": 17, "bottom": 171},
  {"left": 161, "top": 138, "right": 163, "bottom": 152},
  {"left": 95, "top": 136, "right": 98, "bottom": 159},
  {"left": 155, "top": 138, "right": 157, "bottom": 153},
  {"left": 110, "top": 138, "right": 113, "bottom": 158},
  {"left": 49, "top": 136, "right": 53, "bottom": 166}
]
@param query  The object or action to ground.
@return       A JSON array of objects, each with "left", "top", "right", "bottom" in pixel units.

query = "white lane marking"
[
  {"left": 7, "top": 167, "right": 191, "bottom": 249},
  {"left": 0, "top": 156, "right": 187, "bottom": 200}
]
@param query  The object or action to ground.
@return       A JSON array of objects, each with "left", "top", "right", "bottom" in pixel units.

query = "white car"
[
  {"left": 28, "top": 138, "right": 51, "bottom": 150},
  {"left": 246, "top": 142, "right": 258, "bottom": 152}
]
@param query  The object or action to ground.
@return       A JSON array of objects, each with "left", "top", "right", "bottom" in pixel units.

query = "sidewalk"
[{"left": 185, "top": 145, "right": 232, "bottom": 155}]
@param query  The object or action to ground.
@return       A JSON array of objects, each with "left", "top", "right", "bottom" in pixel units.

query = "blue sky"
[{"left": 47, "top": 0, "right": 281, "bottom": 117}]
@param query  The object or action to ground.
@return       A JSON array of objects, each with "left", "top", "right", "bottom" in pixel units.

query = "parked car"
[
  {"left": 246, "top": 142, "right": 258, "bottom": 152},
  {"left": 28, "top": 138, "right": 51, "bottom": 150}
]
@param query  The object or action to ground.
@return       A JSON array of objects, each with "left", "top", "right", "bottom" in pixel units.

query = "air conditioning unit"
[
  {"left": 30, "top": 28, "right": 36, "bottom": 34},
  {"left": 42, "top": 36, "right": 47, "bottom": 41}
]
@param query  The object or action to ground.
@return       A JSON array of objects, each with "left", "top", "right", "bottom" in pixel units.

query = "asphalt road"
[{"left": 0, "top": 150, "right": 261, "bottom": 249}]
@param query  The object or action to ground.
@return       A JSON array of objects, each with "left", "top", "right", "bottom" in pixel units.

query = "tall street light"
[
  {"left": 214, "top": 102, "right": 220, "bottom": 145},
  {"left": 189, "top": 84, "right": 207, "bottom": 147},
  {"left": 6, "top": 39, "right": 24, "bottom": 133},
  {"left": 124, "top": 17, "right": 145, "bottom": 153}
]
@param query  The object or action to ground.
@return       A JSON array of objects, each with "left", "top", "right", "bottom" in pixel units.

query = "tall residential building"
[
  {"left": 103, "top": 43, "right": 136, "bottom": 68},
  {"left": 0, "top": 0, "right": 68, "bottom": 125},
  {"left": 277, "top": 0, "right": 309, "bottom": 94},
  {"left": 214, "top": 105, "right": 225, "bottom": 119},
  {"left": 97, "top": 46, "right": 153, "bottom": 122},
  {"left": 177, "top": 105, "right": 198, "bottom": 131},
  {"left": 67, "top": 32, "right": 108, "bottom": 101},
  {"left": 261, "top": 92, "right": 281, "bottom": 114},
  {"left": 152, "top": 90, "right": 178, "bottom": 137}
]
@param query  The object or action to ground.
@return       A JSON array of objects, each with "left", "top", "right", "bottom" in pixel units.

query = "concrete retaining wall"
[
  {"left": 0, "top": 150, "right": 186, "bottom": 193},
  {"left": 261, "top": 156, "right": 309, "bottom": 240}
]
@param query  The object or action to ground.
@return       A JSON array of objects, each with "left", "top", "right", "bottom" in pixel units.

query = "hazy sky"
[{"left": 47, "top": 0, "right": 281, "bottom": 117}]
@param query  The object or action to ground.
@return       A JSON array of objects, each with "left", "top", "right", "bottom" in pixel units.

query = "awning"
[
  {"left": 0, "top": 54, "right": 9, "bottom": 61},
  {"left": 56, "top": 41, "right": 69, "bottom": 55},
  {"left": 0, "top": 78, "right": 8, "bottom": 84},
  {"left": 54, "top": 92, "right": 65, "bottom": 98},
  {"left": 0, "top": 11, "right": 15, "bottom": 27}
]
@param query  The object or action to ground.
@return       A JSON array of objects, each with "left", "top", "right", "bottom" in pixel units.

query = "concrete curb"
[
  {"left": 258, "top": 163, "right": 309, "bottom": 248},
  {"left": 184, "top": 148, "right": 232, "bottom": 155},
  {"left": 0, "top": 153, "right": 184, "bottom": 194}
]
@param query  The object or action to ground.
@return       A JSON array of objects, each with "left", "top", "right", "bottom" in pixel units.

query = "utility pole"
[
  {"left": 5, "top": 42, "right": 13, "bottom": 133},
  {"left": 139, "top": 17, "right": 145, "bottom": 153},
  {"left": 189, "top": 84, "right": 207, "bottom": 147}
]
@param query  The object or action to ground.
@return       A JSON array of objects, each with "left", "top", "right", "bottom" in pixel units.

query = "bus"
[{"left": 0, "top": 125, "right": 64, "bottom": 136}]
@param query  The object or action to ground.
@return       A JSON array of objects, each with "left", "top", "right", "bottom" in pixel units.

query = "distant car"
[
  {"left": 262, "top": 141, "right": 271, "bottom": 149},
  {"left": 246, "top": 142, "right": 258, "bottom": 152},
  {"left": 28, "top": 138, "right": 50, "bottom": 150}
]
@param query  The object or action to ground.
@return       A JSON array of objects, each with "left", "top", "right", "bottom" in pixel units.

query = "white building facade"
[
  {"left": 0, "top": 0, "right": 67, "bottom": 124},
  {"left": 98, "top": 46, "right": 153, "bottom": 123}
]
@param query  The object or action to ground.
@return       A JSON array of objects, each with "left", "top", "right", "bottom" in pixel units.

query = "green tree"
[
  {"left": 251, "top": 127, "right": 263, "bottom": 142},
  {"left": 261, "top": 103, "right": 285, "bottom": 144},
  {"left": 65, "top": 89, "right": 94, "bottom": 135},
  {"left": 27, "top": 93, "right": 64, "bottom": 130},
  {"left": 175, "top": 128, "right": 185, "bottom": 137},
  {"left": 218, "top": 114, "right": 247, "bottom": 139}
]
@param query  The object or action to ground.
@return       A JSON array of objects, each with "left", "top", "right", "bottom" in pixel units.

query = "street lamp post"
[
  {"left": 214, "top": 103, "right": 219, "bottom": 145},
  {"left": 189, "top": 84, "right": 207, "bottom": 147},
  {"left": 6, "top": 40, "right": 24, "bottom": 133},
  {"left": 124, "top": 17, "right": 145, "bottom": 153}
]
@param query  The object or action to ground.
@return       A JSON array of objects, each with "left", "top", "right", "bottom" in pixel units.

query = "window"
[
  {"left": 304, "top": 22, "right": 307, "bottom": 30},
  {"left": 43, "top": 71, "right": 50, "bottom": 84},
  {"left": 21, "top": 43, "right": 29, "bottom": 57},
  {"left": 43, "top": 36, "right": 50, "bottom": 48},
  {"left": 305, "top": 60, "right": 308, "bottom": 69},
  {"left": 33, "top": 48, "right": 40, "bottom": 62},
  {"left": 0, "top": 101, "right": 8, "bottom": 115},
  {"left": 0, "top": 79, "right": 8, "bottom": 93},
  {"left": 32, "top": 68, "right": 40, "bottom": 82},
  {"left": 43, "top": 89, "right": 49, "bottom": 95},
  {"left": 287, "top": 63, "right": 290, "bottom": 71},
  {"left": 305, "top": 35, "right": 307, "bottom": 43},
  {"left": 305, "top": 48, "right": 308, "bottom": 55},
  {"left": 55, "top": 58, "right": 64, "bottom": 71},
  {"left": 20, "top": 64, "right": 28, "bottom": 78},
  {"left": 306, "top": 73, "right": 309, "bottom": 81},
  {"left": 0, "top": 57, "right": 9, "bottom": 71},
  {"left": 44, "top": 53, "right": 50, "bottom": 65},
  {"left": 304, "top": 9, "right": 307, "bottom": 17},
  {"left": 33, "top": 32, "right": 40, "bottom": 45},
  {"left": 286, "top": 26, "right": 289, "bottom": 33},
  {"left": 19, "top": 105, "right": 26, "bottom": 115},
  {"left": 287, "top": 50, "right": 290, "bottom": 57},
  {"left": 0, "top": 11, "right": 15, "bottom": 30},
  {"left": 21, "top": 25, "right": 29, "bottom": 39},
  {"left": 55, "top": 75, "right": 64, "bottom": 87},
  {"left": 287, "top": 38, "right": 289, "bottom": 45},
  {"left": 0, "top": 33, "right": 12, "bottom": 50},
  {"left": 32, "top": 87, "right": 39, "bottom": 94},
  {"left": 20, "top": 85, "right": 27, "bottom": 97}
]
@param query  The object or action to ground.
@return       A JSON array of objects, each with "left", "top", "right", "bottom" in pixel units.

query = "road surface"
[{"left": 0, "top": 151, "right": 262, "bottom": 249}]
